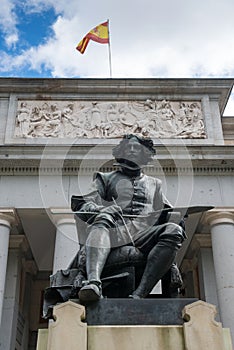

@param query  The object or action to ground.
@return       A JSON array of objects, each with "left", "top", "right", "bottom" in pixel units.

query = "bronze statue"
[{"left": 71, "top": 134, "right": 186, "bottom": 302}]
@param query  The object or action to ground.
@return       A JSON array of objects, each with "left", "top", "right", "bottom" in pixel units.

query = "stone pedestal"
[
  {"left": 50, "top": 209, "right": 79, "bottom": 273},
  {"left": 183, "top": 300, "right": 226, "bottom": 350},
  {"left": 205, "top": 209, "right": 234, "bottom": 343},
  {"left": 83, "top": 298, "right": 198, "bottom": 325},
  {"left": 37, "top": 299, "right": 233, "bottom": 350},
  {"left": 47, "top": 301, "right": 87, "bottom": 350},
  {"left": 88, "top": 325, "right": 184, "bottom": 350}
]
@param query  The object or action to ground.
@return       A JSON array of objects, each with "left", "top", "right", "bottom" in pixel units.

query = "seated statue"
[
  {"left": 69, "top": 134, "right": 186, "bottom": 302},
  {"left": 43, "top": 134, "right": 215, "bottom": 317},
  {"left": 43, "top": 134, "right": 187, "bottom": 318}
]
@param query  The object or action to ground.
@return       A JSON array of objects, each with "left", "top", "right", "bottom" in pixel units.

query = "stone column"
[
  {"left": 0, "top": 235, "right": 29, "bottom": 350},
  {"left": 205, "top": 208, "right": 234, "bottom": 342},
  {"left": 50, "top": 209, "right": 79, "bottom": 274},
  {"left": 195, "top": 234, "right": 219, "bottom": 316},
  {"left": 0, "top": 209, "right": 16, "bottom": 328}
]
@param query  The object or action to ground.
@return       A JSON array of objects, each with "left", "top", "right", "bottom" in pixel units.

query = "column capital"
[
  {"left": 0, "top": 208, "right": 18, "bottom": 228},
  {"left": 22, "top": 260, "right": 38, "bottom": 275},
  {"left": 204, "top": 208, "right": 234, "bottom": 226},
  {"left": 183, "top": 233, "right": 212, "bottom": 264},
  {"left": 49, "top": 208, "right": 75, "bottom": 226},
  {"left": 9, "top": 235, "right": 29, "bottom": 252},
  {"left": 192, "top": 233, "right": 212, "bottom": 249}
]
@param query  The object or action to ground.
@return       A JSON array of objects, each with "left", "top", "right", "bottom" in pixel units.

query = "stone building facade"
[{"left": 0, "top": 78, "right": 234, "bottom": 349}]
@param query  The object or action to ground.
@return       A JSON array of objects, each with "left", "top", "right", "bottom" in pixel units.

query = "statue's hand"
[
  {"left": 100, "top": 204, "right": 123, "bottom": 218},
  {"left": 77, "top": 203, "right": 104, "bottom": 222},
  {"left": 80, "top": 202, "right": 104, "bottom": 213}
]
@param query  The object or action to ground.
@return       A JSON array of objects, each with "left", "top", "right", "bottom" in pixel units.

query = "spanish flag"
[{"left": 76, "top": 21, "right": 109, "bottom": 54}]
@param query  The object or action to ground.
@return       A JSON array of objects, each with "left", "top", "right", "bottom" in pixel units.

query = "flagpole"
[{"left": 107, "top": 19, "right": 112, "bottom": 78}]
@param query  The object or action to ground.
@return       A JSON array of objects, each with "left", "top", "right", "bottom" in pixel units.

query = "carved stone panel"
[{"left": 14, "top": 99, "right": 206, "bottom": 139}]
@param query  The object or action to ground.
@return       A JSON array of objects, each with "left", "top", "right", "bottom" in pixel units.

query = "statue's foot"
[
  {"left": 78, "top": 280, "right": 102, "bottom": 302},
  {"left": 128, "top": 294, "right": 143, "bottom": 299}
]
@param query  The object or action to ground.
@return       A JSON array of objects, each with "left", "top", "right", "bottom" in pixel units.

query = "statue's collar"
[{"left": 113, "top": 162, "right": 144, "bottom": 179}]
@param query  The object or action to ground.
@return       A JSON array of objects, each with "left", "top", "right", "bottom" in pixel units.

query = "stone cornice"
[
  {"left": 0, "top": 77, "right": 233, "bottom": 92},
  {"left": 9, "top": 234, "right": 29, "bottom": 252},
  {"left": 1, "top": 144, "right": 234, "bottom": 175},
  {"left": 183, "top": 233, "right": 212, "bottom": 261},
  {"left": 1, "top": 135, "right": 234, "bottom": 176},
  {"left": 0, "top": 145, "right": 234, "bottom": 176},
  {"left": 0, "top": 164, "right": 233, "bottom": 176},
  {"left": 222, "top": 117, "right": 234, "bottom": 141},
  {"left": 0, "top": 77, "right": 233, "bottom": 113},
  {"left": 1, "top": 144, "right": 234, "bottom": 158},
  {"left": 193, "top": 233, "right": 212, "bottom": 248},
  {"left": 22, "top": 260, "right": 38, "bottom": 275}
]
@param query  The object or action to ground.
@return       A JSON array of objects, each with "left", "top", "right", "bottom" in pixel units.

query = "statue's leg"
[
  {"left": 130, "top": 223, "right": 184, "bottom": 299},
  {"left": 78, "top": 226, "right": 111, "bottom": 302},
  {"left": 130, "top": 245, "right": 176, "bottom": 298},
  {"left": 161, "top": 263, "right": 183, "bottom": 297},
  {"left": 86, "top": 226, "right": 111, "bottom": 281}
]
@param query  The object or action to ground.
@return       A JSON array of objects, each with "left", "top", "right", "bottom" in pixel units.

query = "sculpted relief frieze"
[{"left": 14, "top": 99, "right": 206, "bottom": 139}]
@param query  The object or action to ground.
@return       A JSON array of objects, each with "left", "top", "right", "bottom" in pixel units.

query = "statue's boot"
[
  {"left": 79, "top": 228, "right": 111, "bottom": 302},
  {"left": 130, "top": 244, "right": 177, "bottom": 299},
  {"left": 78, "top": 279, "right": 103, "bottom": 301}
]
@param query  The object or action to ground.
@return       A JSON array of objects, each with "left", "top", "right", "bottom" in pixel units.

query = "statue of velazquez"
[{"left": 70, "top": 134, "right": 187, "bottom": 302}]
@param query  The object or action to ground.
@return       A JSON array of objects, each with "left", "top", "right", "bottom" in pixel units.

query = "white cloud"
[
  {"left": 1, "top": 0, "right": 234, "bottom": 84},
  {"left": 0, "top": 0, "right": 233, "bottom": 113},
  {"left": 22, "top": 0, "right": 81, "bottom": 18},
  {"left": 5, "top": 33, "right": 18, "bottom": 48},
  {"left": 30, "top": 1, "right": 234, "bottom": 77},
  {"left": 0, "top": 0, "right": 18, "bottom": 48}
]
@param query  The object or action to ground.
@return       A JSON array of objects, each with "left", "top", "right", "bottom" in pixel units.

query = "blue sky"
[
  {"left": 0, "top": 0, "right": 234, "bottom": 114},
  {"left": 16, "top": 7, "right": 56, "bottom": 50},
  {"left": 1, "top": 8, "right": 56, "bottom": 77}
]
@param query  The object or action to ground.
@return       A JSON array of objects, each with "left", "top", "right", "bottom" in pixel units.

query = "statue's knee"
[
  {"left": 160, "top": 223, "right": 185, "bottom": 248},
  {"left": 93, "top": 212, "right": 115, "bottom": 228},
  {"left": 167, "top": 223, "right": 184, "bottom": 236},
  {"left": 86, "top": 226, "right": 110, "bottom": 246}
]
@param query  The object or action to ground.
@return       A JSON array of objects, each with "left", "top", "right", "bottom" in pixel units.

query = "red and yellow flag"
[{"left": 76, "top": 21, "right": 109, "bottom": 54}]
